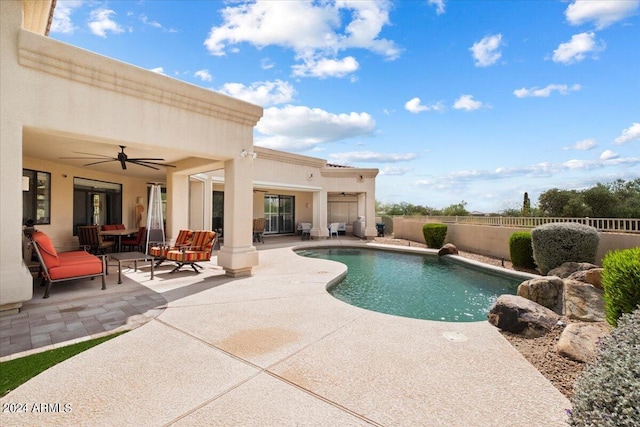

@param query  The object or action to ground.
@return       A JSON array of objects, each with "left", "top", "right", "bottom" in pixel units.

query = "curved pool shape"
[{"left": 298, "top": 247, "right": 520, "bottom": 322}]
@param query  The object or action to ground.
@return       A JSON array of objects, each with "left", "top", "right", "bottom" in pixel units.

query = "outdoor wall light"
[{"left": 241, "top": 149, "right": 257, "bottom": 159}]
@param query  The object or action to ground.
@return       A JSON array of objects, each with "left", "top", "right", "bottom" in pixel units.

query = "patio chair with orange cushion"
[
  {"left": 30, "top": 231, "right": 106, "bottom": 298},
  {"left": 148, "top": 229, "right": 193, "bottom": 266},
  {"left": 121, "top": 226, "right": 146, "bottom": 252},
  {"left": 166, "top": 230, "right": 216, "bottom": 273}
]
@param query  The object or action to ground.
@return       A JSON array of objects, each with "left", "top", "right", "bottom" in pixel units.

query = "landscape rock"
[
  {"left": 556, "top": 322, "right": 611, "bottom": 363},
  {"left": 563, "top": 279, "right": 605, "bottom": 322},
  {"left": 438, "top": 243, "right": 459, "bottom": 256},
  {"left": 585, "top": 268, "right": 603, "bottom": 289},
  {"left": 517, "top": 276, "right": 564, "bottom": 314},
  {"left": 488, "top": 295, "right": 560, "bottom": 338},
  {"left": 548, "top": 262, "right": 599, "bottom": 279}
]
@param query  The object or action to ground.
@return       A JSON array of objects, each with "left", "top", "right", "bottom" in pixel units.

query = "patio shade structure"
[{"left": 145, "top": 184, "right": 165, "bottom": 255}]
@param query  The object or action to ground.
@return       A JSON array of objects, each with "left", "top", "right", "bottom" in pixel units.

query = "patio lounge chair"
[
  {"left": 30, "top": 231, "right": 106, "bottom": 298},
  {"left": 149, "top": 229, "right": 193, "bottom": 266},
  {"left": 166, "top": 230, "right": 216, "bottom": 273},
  {"left": 77, "top": 225, "right": 115, "bottom": 254},
  {"left": 329, "top": 222, "right": 339, "bottom": 239}
]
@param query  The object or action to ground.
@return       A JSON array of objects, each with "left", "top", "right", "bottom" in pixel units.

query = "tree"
[
  {"left": 538, "top": 189, "right": 579, "bottom": 217},
  {"left": 442, "top": 201, "right": 469, "bottom": 216},
  {"left": 522, "top": 192, "right": 531, "bottom": 217},
  {"left": 583, "top": 184, "right": 617, "bottom": 217}
]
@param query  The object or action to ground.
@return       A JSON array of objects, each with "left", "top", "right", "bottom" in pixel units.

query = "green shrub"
[
  {"left": 509, "top": 231, "right": 536, "bottom": 270},
  {"left": 531, "top": 222, "right": 600, "bottom": 275},
  {"left": 569, "top": 307, "right": 640, "bottom": 427},
  {"left": 422, "top": 223, "right": 447, "bottom": 248},
  {"left": 602, "top": 247, "right": 640, "bottom": 327}
]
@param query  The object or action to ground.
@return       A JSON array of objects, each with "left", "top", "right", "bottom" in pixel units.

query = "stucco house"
[{"left": 1, "top": 0, "right": 378, "bottom": 313}]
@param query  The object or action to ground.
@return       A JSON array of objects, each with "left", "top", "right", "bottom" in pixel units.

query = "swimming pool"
[{"left": 298, "top": 247, "right": 522, "bottom": 322}]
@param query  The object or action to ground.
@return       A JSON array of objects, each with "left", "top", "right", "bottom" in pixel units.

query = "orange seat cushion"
[
  {"left": 166, "top": 250, "right": 211, "bottom": 262},
  {"left": 31, "top": 231, "right": 60, "bottom": 268},
  {"left": 48, "top": 258, "right": 103, "bottom": 280}
]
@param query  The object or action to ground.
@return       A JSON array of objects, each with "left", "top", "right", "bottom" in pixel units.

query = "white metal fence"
[{"left": 398, "top": 216, "right": 640, "bottom": 234}]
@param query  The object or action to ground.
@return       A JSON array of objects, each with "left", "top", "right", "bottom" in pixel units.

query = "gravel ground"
[{"left": 373, "top": 237, "right": 584, "bottom": 398}]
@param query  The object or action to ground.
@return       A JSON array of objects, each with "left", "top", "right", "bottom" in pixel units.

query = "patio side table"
[{"left": 108, "top": 252, "right": 155, "bottom": 284}]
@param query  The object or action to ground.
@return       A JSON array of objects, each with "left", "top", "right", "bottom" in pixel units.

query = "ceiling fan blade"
[
  {"left": 128, "top": 157, "right": 167, "bottom": 161},
  {"left": 71, "top": 151, "right": 115, "bottom": 158},
  {"left": 133, "top": 160, "right": 176, "bottom": 168},
  {"left": 59, "top": 156, "right": 113, "bottom": 160},
  {"left": 83, "top": 160, "right": 118, "bottom": 167},
  {"left": 128, "top": 161, "right": 160, "bottom": 170}
]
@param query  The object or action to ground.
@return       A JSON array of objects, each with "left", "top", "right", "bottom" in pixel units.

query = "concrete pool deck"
[{"left": 0, "top": 239, "right": 569, "bottom": 426}]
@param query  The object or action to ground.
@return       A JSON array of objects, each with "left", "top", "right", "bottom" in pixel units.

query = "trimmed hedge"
[
  {"left": 569, "top": 307, "right": 640, "bottom": 427},
  {"left": 509, "top": 231, "right": 536, "bottom": 270},
  {"left": 422, "top": 223, "right": 447, "bottom": 248},
  {"left": 531, "top": 222, "right": 600, "bottom": 275},
  {"left": 602, "top": 247, "right": 640, "bottom": 327}
]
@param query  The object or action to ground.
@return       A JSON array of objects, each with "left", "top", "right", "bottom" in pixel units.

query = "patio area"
[{"left": 0, "top": 236, "right": 570, "bottom": 426}]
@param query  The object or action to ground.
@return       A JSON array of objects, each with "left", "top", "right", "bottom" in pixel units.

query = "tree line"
[{"left": 377, "top": 179, "right": 640, "bottom": 218}]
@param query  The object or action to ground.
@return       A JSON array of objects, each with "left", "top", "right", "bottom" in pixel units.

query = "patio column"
[
  {"left": 218, "top": 156, "right": 258, "bottom": 276},
  {"left": 166, "top": 172, "right": 190, "bottom": 240},
  {"left": 364, "top": 191, "right": 378, "bottom": 238},
  {"left": 311, "top": 190, "right": 329, "bottom": 239}
]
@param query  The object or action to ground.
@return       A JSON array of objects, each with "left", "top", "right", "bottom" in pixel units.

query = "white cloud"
[
  {"left": 565, "top": 0, "right": 640, "bottom": 30},
  {"left": 428, "top": 0, "right": 446, "bottom": 15},
  {"left": 469, "top": 34, "right": 504, "bottom": 67},
  {"left": 261, "top": 58, "right": 275, "bottom": 70},
  {"left": 204, "top": 1, "right": 400, "bottom": 78},
  {"left": 614, "top": 122, "right": 640, "bottom": 145},
  {"left": 552, "top": 32, "right": 604, "bottom": 64},
  {"left": 564, "top": 138, "right": 597, "bottom": 151},
  {"left": 415, "top": 156, "right": 640, "bottom": 188},
  {"left": 194, "top": 69, "right": 213, "bottom": 82},
  {"left": 149, "top": 67, "right": 165, "bottom": 74},
  {"left": 379, "top": 166, "right": 412, "bottom": 176},
  {"left": 453, "top": 95, "right": 486, "bottom": 111},
  {"left": 255, "top": 105, "right": 376, "bottom": 151},
  {"left": 404, "top": 97, "right": 445, "bottom": 113},
  {"left": 140, "top": 14, "right": 162, "bottom": 29},
  {"left": 88, "top": 8, "right": 124, "bottom": 38},
  {"left": 50, "top": 0, "right": 84, "bottom": 34},
  {"left": 600, "top": 149, "right": 619, "bottom": 160},
  {"left": 328, "top": 151, "right": 418, "bottom": 163},
  {"left": 513, "top": 84, "right": 581, "bottom": 98},
  {"left": 218, "top": 80, "right": 295, "bottom": 107},
  {"left": 292, "top": 56, "right": 359, "bottom": 79}
]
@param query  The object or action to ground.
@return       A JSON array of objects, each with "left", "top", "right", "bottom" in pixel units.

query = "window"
[
  {"left": 23, "top": 169, "right": 51, "bottom": 225},
  {"left": 73, "top": 178, "right": 122, "bottom": 233},
  {"left": 264, "top": 195, "right": 295, "bottom": 234}
]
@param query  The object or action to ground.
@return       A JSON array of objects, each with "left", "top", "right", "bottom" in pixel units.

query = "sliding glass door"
[{"left": 264, "top": 195, "right": 295, "bottom": 234}]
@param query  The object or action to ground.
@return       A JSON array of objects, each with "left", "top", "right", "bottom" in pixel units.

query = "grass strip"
[{"left": 0, "top": 331, "right": 126, "bottom": 397}]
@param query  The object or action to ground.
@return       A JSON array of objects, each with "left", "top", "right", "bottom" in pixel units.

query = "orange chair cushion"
[
  {"left": 189, "top": 231, "right": 215, "bottom": 251},
  {"left": 31, "top": 231, "right": 60, "bottom": 268},
  {"left": 149, "top": 246, "right": 166, "bottom": 257},
  {"left": 175, "top": 229, "right": 194, "bottom": 246},
  {"left": 166, "top": 250, "right": 211, "bottom": 262},
  {"left": 48, "top": 257, "right": 103, "bottom": 280}
]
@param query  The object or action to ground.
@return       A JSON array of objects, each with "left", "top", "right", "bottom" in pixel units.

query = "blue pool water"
[{"left": 298, "top": 247, "right": 520, "bottom": 322}]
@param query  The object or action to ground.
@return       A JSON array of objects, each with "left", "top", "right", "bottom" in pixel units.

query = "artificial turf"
[{"left": 0, "top": 331, "right": 125, "bottom": 397}]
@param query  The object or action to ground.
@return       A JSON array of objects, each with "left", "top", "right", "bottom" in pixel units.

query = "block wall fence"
[{"left": 392, "top": 217, "right": 640, "bottom": 265}]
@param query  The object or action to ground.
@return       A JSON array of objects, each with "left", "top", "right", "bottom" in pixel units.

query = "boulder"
[
  {"left": 548, "top": 262, "right": 599, "bottom": 279},
  {"left": 563, "top": 279, "right": 605, "bottom": 322},
  {"left": 488, "top": 295, "right": 560, "bottom": 338},
  {"left": 585, "top": 268, "right": 603, "bottom": 289},
  {"left": 556, "top": 322, "right": 611, "bottom": 363},
  {"left": 438, "top": 243, "right": 459, "bottom": 256},
  {"left": 517, "top": 276, "right": 564, "bottom": 314}
]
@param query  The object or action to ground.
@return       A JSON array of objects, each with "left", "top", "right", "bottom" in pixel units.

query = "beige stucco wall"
[
  {"left": 393, "top": 218, "right": 640, "bottom": 265},
  {"left": 1, "top": 0, "right": 263, "bottom": 309}
]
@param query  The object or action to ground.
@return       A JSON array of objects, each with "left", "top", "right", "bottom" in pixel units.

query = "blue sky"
[{"left": 50, "top": 0, "right": 640, "bottom": 213}]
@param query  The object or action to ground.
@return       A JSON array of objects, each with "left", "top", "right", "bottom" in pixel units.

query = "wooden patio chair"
[
  {"left": 121, "top": 226, "right": 146, "bottom": 252},
  {"left": 253, "top": 218, "right": 266, "bottom": 243},
  {"left": 77, "top": 225, "right": 115, "bottom": 254}
]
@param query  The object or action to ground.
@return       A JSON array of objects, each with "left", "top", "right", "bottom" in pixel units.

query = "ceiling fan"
[{"left": 60, "top": 145, "right": 176, "bottom": 170}]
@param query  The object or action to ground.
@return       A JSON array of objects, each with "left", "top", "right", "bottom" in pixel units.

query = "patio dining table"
[{"left": 100, "top": 228, "right": 138, "bottom": 252}]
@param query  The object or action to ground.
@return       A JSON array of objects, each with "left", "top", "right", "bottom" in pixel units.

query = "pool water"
[{"left": 298, "top": 248, "right": 520, "bottom": 322}]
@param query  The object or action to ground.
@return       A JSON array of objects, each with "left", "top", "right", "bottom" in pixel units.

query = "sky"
[{"left": 49, "top": 0, "right": 640, "bottom": 213}]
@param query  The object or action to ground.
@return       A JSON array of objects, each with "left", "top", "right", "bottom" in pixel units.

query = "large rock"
[
  {"left": 517, "top": 276, "right": 564, "bottom": 314},
  {"left": 438, "top": 243, "right": 458, "bottom": 256},
  {"left": 564, "top": 279, "right": 605, "bottom": 322},
  {"left": 488, "top": 295, "right": 560, "bottom": 338},
  {"left": 585, "top": 268, "right": 603, "bottom": 289},
  {"left": 556, "top": 322, "right": 611, "bottom": 363},
  {"left": 548, "top": 262, "right": 598, "bottom": 279}
]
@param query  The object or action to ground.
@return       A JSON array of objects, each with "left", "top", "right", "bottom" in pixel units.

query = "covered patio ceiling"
[{"left": 22, "top": 127, "right": 220, "bottom": 181}]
